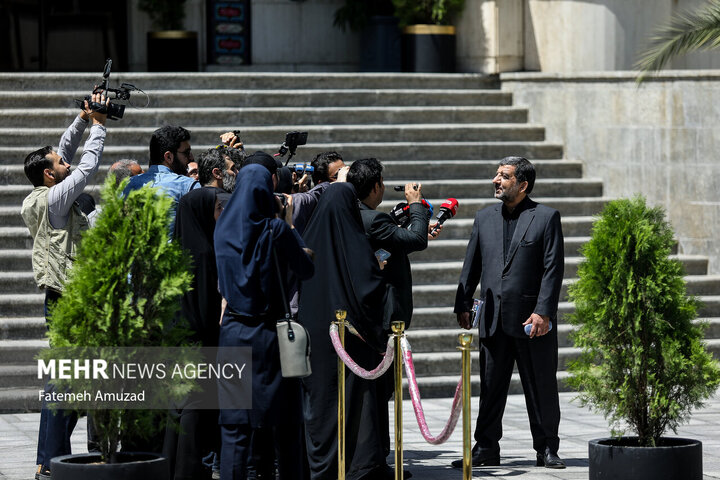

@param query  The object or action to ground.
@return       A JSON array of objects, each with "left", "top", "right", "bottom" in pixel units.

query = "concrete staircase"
[{"left": 1, "top": 72, "right": 719, "bottom": 409}]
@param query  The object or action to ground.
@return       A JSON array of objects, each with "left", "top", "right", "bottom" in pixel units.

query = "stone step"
[
  {"left": 0, "top": 271, "right": 36, "bottom": 293},
  {"left": 0, "top": 227, "right": 31, "bottom": 249},
  {"left": 0, "top": 339, "right": 48, "bottom": 364},
  {"left": 410, "top": 257, "right": 710, "bottom": 287},
  {"left": 408, "top": 339, "right": 720, "bottom": 378},
  {"left": 0, "top": 89, "right": 514, "bottom": 109},
  {"left": 406, "top": 320, "right": 720, "bottom": 349},
  {"left": 0, "top": 177, "right": 595, "bottom": 207},
  {"left": 0, "top": 317, "right": 46, "bottom": 340},
  {"left": 0, "top": 293, "right": 44, "bottom": 317},
  {"left": 558, "top": 296, "right": 720, "bottom": 320},
  {"left": 0, "top": 106, "right": 529, "bottom": 128},
  {"left": 406, "top": 325, "right": 573, "bottom": 351},
  {"left": 410, "top": 269, "right": 712, "bottom": 308},
  {"left": 0, "top": 124, "right": 547, "bottom": 147},
  {"left": 410, "top": 370, "right": 572, "bottom": 398},
  {"left": 383, "top": 178, "right": 602, "bottom": 201},
  {"left": 0, "top": 207, "right": 24, "bottom": 227},
  {"left": 412, "top": 238, "right": 590, "bottom": 261},
  {"left": 409, "top": 346, "right": 581, "bottom": 377},
  {"left": 0, "top": 159, "right": 582, "bottom": 186},
  {"left": 0, "top": 141, "right": 565, "bottom": 163},
  {"left": 413, "top": 234, "right": 680, "bottom": 261},
  {"left": 427, "top": 217, "right": 595, "bottom": 240},
  {"left": 0, "top": 365, "right": 43, "bottom": 389},
  {"left": 380, "top": 160, "right": 581, "bottom": 181},
  {"left": 410, "top": 296, "right": 720, "bottom": 328},
  {"left": 0, "top": 72, "right": 500, "bottom": 91},
  {"left": 0, "top": 387, "right": 42, "bottom": 412}
]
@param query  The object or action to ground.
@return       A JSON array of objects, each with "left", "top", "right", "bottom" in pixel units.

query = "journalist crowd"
[{"left": 22, "top": 89, "right": 565, "bottom": 480}]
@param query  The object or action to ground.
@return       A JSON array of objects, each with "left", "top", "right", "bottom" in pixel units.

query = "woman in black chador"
[
  {"left": 214, "top": 163, "right": 314, "bottom": 480},
  {"left": 299, "top": 182, "right": 397, "bottom": 480},
  {"left": 164, "top": 186, "right": 223, "bottom": 480}
]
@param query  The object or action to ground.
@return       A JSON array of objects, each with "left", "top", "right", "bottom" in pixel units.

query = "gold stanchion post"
[
  {"left": 392, "top": 321, "right": 405, "bottom": 480},
  {"left": 334, "top": 310, "right": 348, "bottom": 480},
  {"left": 458, "top": 333, "right": 473, "bottom": 480}
]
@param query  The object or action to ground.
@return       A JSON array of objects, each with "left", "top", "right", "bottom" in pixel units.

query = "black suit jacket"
[
  {"left": 454, "top": 198, "right": 564, "bottom": 338},
  {"left": 359, "top": 202, "right": 428, "bottom": 328}
]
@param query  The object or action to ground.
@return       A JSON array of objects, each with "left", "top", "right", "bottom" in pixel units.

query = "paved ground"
[{"left": 1, "top": 392, "right": 718, "bottom": 479}]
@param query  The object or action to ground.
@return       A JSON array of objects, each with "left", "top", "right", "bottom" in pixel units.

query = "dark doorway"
[{"left": 0, "top": 0, "right": 128, "bottom": 71}]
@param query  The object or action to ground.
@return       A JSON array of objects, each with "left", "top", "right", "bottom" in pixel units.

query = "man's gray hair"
[{"left": 110, "top": 159, "right": 141, "bottom": 185}]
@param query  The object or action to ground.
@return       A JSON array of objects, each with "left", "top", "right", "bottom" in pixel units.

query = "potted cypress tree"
[
  {"left": 41, "top": 177, "right": 194, "bottom": 479},
  {"left": 391, "top": 0, "right": 465, "bottom": 72},
  {"left": 138, "top": 0, "right": 198, "bottom": 71},
  {"left": 568, "top": 196, "right": 720, "bottom": 480}
]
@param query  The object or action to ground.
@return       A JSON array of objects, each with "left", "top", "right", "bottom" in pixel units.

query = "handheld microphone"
[{"left": 430, "top": 198, "right": 458, "bottom": 235}]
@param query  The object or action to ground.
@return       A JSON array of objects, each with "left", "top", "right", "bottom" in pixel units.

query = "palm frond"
[{"left": 636, "top": 0, "right": 720, "bottom": 83}]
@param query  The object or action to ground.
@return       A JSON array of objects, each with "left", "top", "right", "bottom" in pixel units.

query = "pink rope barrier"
[
  {"left": 329, "top": 324, "right": 395, "bottom": 380},
  {"left": 401, "top": 337, "right": 463, "bottom": 445}
]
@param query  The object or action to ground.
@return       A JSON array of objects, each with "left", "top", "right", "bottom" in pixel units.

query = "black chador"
[{"left": 299, "top": 183, "right": 396, "bottom": 480}]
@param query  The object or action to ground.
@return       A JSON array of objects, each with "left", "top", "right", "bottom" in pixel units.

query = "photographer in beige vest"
[{"left": 21, "top": 91, "right": 108, "bottom": 480}]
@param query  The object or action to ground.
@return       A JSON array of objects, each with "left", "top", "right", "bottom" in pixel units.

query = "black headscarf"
[
  {"left": 300, "top": 182, "right": 394, "bottom": 352},
  {"left": 173, "top": 187, "right": 220, "bottom": 346},
  {"left": 214, "top": 164, "right": 285, "bottom": 316}
]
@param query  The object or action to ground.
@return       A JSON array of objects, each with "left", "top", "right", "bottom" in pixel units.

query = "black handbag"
[{"left": 272, "top": 246, "right": 312, "bottom": 378}]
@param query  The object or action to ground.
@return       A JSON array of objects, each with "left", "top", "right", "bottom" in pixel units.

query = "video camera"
[
  {"left": 75, "top": 59, "right": 144, "bottom": 121},
  {"left": 276, "top": 131, "right": 308, "bottom": 163}
]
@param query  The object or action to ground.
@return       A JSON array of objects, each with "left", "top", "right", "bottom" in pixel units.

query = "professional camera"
[
  {"left": 389, "top": 199, "right": 434, "bottom": 228},
  {"left": 276, "top": 131, "right": 308, "bottom": 163},
  {"left": 75, "top": 59, "right": 145, "bottom": 121},
  {"left": 291, "top": 163, "right": 314, "bottom": 176}
]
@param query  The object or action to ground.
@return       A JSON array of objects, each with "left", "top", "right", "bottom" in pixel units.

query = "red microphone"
[{"left": 431, "top": 198, "right": 458, "bottom": 235}]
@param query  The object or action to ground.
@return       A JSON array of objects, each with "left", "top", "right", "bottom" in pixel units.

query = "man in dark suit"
[
  {"left": 347, "top": 157, "right": 442, "bottom": 328},
  {"left": 452, "top": 156, "right": 565, "bottom": 469}
]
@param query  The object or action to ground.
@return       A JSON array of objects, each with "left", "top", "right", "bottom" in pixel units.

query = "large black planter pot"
[
  {"left": 147, "top": 31, "right": 199, "bottom": 72},
  {"left": 50, "top": 452, "right": 169, "bottom": 480},
  {"left": 401, "top": 25, "right": 456, "bottom": 73},
  {"left": 360, "top": 16, "right": 401, "bottom": 72},
  {"left": 589, "top": 437, "right": 702, "bottom": 480}
]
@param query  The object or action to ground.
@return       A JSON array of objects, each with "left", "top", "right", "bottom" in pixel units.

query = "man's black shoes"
[
  {"left": 450, "top": 448, "right": 500, "bottom": 468},
  {"left": 536, "top": 447, "right": 566, "bottom": 469}
]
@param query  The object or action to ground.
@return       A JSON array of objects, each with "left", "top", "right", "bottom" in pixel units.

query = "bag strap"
[{"left": 270, "top": 232, "right": 295, "bottom": 340}]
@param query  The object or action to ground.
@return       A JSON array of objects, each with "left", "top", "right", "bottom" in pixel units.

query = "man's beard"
[
  {"left": 171, "top": 157, "right": 187, "bottom": 176},
  {"left": 222, "top": 170, "right": 236, "bottom": 193}
]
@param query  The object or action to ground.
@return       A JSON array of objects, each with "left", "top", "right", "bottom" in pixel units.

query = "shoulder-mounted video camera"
[{"left": 74, "top": 59, "right": 144, "bottom": 121}]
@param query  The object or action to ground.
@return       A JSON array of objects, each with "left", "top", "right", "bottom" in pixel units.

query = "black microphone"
[{"left": 431, "top": 198, "right": 459, "bottom": 235}]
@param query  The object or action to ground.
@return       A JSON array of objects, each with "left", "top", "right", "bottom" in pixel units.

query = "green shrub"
[
  {"left": 44, "top": 176, "right": 193, "bottom": 462},
  {"left": 391, "top": 0, "right": 465, "bottom": 27},
  {"left": 568, "top": 196, "right": 720, "bottom": 446},
  {"left": 138, "top": 0, "right": 187, "bottom": 31}
]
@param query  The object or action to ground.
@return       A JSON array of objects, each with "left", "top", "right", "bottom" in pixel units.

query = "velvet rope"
[
  {"left": 329, "top": 324, "right": 395, "bottom": 380},
  {"left": 401, "top": 337, "right": 462, "bottom": 445}
]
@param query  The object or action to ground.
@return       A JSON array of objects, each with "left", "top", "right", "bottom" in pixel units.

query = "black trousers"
[
  {"left": 474, "top": 325, "right": 561, "bottom": 453},
  {"left": 220, "top": 422, "right": 303, "bottom": 480}
]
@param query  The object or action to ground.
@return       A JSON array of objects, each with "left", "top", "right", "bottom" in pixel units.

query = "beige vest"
[{"left": 21, "top": 186, "right": 89, "bottom": 292}]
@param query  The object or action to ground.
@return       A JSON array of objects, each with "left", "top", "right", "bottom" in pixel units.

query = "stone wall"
[{"left": 501, "top": 71, "right": 720, "bottom": 273}]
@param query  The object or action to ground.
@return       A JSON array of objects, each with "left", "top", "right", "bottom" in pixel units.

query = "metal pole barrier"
[
  {"left": 335, "top": 310, "right": 348, "bottom": 480},
  {"left": 458, "top": 333, "right": 473, "bottom": 480},
  {"left": 392, "top": 321, "right": 405, "bottom": 480}
]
